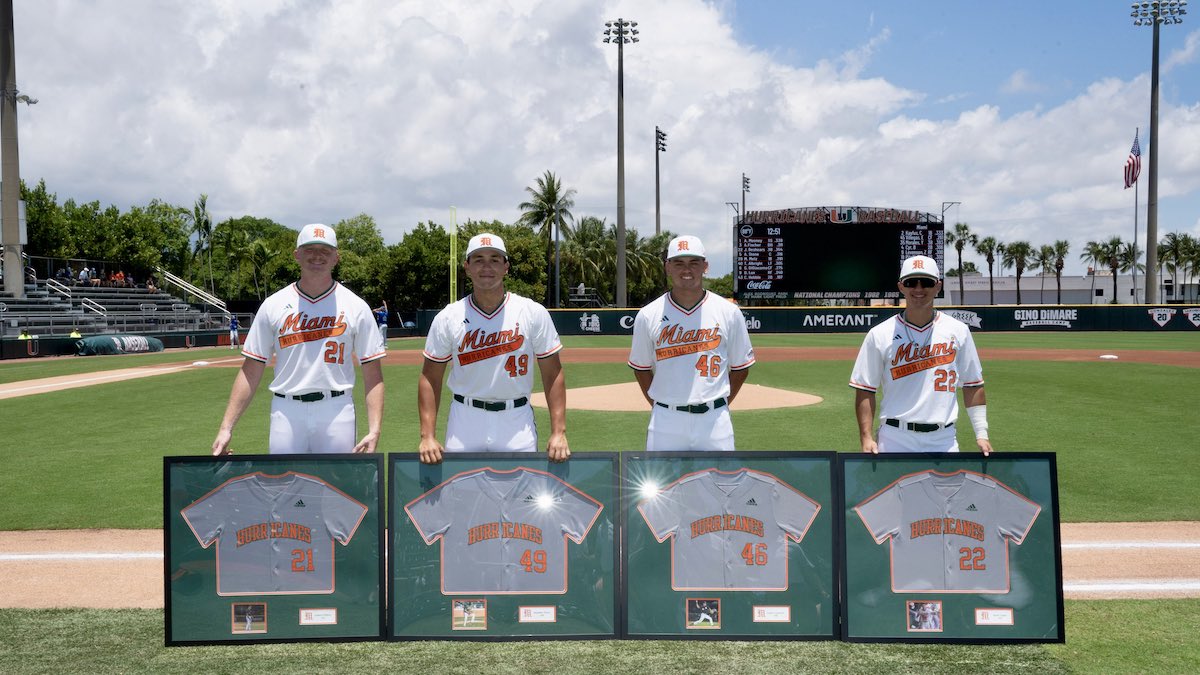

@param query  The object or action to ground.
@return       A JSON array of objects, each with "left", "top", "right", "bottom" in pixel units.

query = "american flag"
[{"left": 1124, "top": 131, "right": 1141, "bottom": 189}]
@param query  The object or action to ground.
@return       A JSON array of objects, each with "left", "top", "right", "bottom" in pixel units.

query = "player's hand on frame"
[
  {"left": 353, "top": 431, "right": 380, "bottom": 454},
  {"left": 546, "top": 432, "right": 570, "bottom": 463},
  {"left": 419, "top": 437, "right": 445, "bottom": 464},
  {"left": 211, "top": 430, "right": 233, "bottom": 456},
  {"left": 976, "top": 438, "right": 993, "bottom": 457},
  {"left": 860, "top": 438, "right": 879, "bottom": 454}
]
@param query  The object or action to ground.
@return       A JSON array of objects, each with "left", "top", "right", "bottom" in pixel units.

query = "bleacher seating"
[
  {"left": 1, "top": 281, "right": 207, "bottom": 337},
  {"left": 567, "top": 286, "right": 610, "bottom": 308}
]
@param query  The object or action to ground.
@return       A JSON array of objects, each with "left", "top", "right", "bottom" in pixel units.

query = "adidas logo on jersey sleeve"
[{"left": 294, "top": 499, "right": 306, "bottom": 508}]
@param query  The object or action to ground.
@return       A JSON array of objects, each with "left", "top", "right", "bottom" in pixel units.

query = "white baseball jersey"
[
  {"left": 423, "top": 292, "right": 562, "bottom": 400},
  {"left": 854, "top": 469, "right": 1041, "bottom": 593},
  {"left": 628, "top": 291, "right": 755, "bottom": 405},
  {"left": 405, "top": 467, "right": 603, "bottom": 594},
  {"left": 849, "top": 311, "right": 983, "bottom": 427},
  {"left": 242, "top": 282, "right": 387, "bottom": 395},
  {"left": 181, "top": 472, "right": 368, "bottom": 596},
  {"left": 638, "top": 468, "right": 820, "bottom": 591}
]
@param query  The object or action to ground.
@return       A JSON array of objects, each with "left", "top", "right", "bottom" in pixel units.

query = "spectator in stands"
[
  {"left": 69, "top": 328, "right": 82, "bottom": 338},
  {"left": 126, "top": 273, "right": 136, "bottom": 289},
  {"left": 89, "top": 268, "right": 101, "bottom": 287},
  {"left": 146, "top": 275, "right": 158, "bottom": 293},
  {"left": 114, "top": 270, "right": 126, "bottom": 287},
  {"left": 77, "top": 267, "right": 90, "bottom": 286},
  {"left": 577, "top": 281, "right": 586, "bottom": 295},
  {"left": 18, "top": 328, "right": 31, "bottom": 340}
]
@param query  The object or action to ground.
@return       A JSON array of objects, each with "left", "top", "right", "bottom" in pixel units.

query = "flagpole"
[{"left": 1133, "top": 172, "right": 1139, "bottom": 303}]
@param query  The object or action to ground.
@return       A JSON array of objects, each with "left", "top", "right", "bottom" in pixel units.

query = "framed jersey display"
[
  {"left": 389, "top": 453, "right": 619, "bottom": 640},
  {"left": 164, "top": 455, "right": 384, "bottom": 646},
  {"left": 841, "top": 453, "right": 1064, "bottom": 643},
  {"left": 622, "top": 452, "right": 838, "bottom": 639}
]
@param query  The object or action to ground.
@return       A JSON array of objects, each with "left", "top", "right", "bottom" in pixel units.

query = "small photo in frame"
[
  {"left": 906, "top": 600, "right": 943, "bottom": 632},
  {"left": 232, "top": 602, "right": 267, "bottom": 634},
  {"left": 686, "top": 598, "right": 721, "bottom": 630},
  {"left": 452, "top": 599, "right": 487, "bottom": 630}
]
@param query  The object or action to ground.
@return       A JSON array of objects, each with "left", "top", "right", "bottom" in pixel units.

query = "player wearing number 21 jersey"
[
  {"left": 419, "top": 233, "right": 569, "bottom": 463},
  {"left": 629, "top": 235, "right": 755, "bottom": 451},
  {"left": 849, "top": 255, "right": 992, "bottom": 454}
]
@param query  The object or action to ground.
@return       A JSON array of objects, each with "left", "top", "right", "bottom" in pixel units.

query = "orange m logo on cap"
[
  {"left": 913, "top": 259, "right": 925, "bottom": 269},
  {"left": 481, "top": 237, "right": 492, "bottom": 246},
  {"left": 313, "top": 227, "right": 326, "bottom": 239},
  {"left": 678, "top": 241, "right": 690, "bottom": 251}
]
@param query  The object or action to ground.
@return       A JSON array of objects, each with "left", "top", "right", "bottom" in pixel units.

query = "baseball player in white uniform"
[
  {"left": 854, "top": 469, "right": 1041, "bottom": 593},
  {"left": 418, "top": 233, "right": 569, "bottom": 463},
  {"left": 212, "top": 224, "right": 387, "bottom": 455},
  {"left": 628, "top": 235, "right": 755, "bottom": 451},
  {"left": 849, "top": 255, "right": 992, "bottom": 455}
]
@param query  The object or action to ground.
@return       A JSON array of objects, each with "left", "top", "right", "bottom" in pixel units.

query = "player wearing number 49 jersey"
[
  {"left": 849, "top": 255, "right": 992, "bottom": 454},
  {"left": 628, "top": 235, "right": 755, "bottom": 451},
  {"left": 212, "top": 224, "right": 386, "bottom": 455},
  {"left": 419, "top": 233, "right": 569, "bottom": 463}
]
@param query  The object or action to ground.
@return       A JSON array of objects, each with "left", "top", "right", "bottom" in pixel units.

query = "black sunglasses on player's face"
[{"left": 902, "top": 277, "right": 937, "bottom": 289}]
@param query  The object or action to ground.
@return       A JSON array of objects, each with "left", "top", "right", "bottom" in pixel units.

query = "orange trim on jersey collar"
[
  {"left": 468, "top": 292, "right": 509, "bottom": 319},
  {"left": 295, "top": 281, "right": 338, "bottom": 303},
  {"left": 667, "top": 290, "right": 707, "bottom": 315}
]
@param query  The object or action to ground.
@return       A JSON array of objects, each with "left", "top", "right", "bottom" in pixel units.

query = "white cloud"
[
  {"left": 10, "top": 0, "right": 1200, "bottom": 281},
  {"left": 1000, "top": 69, "right": 1043, "bottom": 94}
]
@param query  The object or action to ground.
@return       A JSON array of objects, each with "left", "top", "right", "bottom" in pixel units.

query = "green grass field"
[{"left": 0, "top": 331, "right": 1196, "bottom": 672}]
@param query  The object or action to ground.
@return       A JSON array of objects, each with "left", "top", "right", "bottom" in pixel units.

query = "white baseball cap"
[
  {"left": 899, "top": 255, "right": 940, "bottom": 280},
  {"left": 465, "top": 233, "right": 507, "bottom": 259},
  {"left": 666, "top": 235, "right": 706, "bottom": 259},
  {"left": 296, "top": 223, "right": 338, "bottom": 248}
]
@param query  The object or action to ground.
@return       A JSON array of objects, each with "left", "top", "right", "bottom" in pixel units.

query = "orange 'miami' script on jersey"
[
  {"left": 889, "top": 341, "right": 957, "bottom": 379},
  {"left": 235, "top": 521, "right": 313, "bottom": 547},
  {"left": 654, "top": 324, "right": 723, "bottom": 361},
  {"left": 277, "top": 312, "right": 349, "bottom": 348},
  {"left": 457, "top": 323, "right": 526, "bottom": 365},
  {"left": 689, "top": 514, "right": 765, "bottom": 539}
]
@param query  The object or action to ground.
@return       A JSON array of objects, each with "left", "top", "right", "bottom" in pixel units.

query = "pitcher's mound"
[{"left": 531, "top": 382, "right": 822, "bottom": 412}]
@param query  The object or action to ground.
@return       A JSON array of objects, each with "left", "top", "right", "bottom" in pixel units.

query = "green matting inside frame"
[
  {"left": 622, "top": 452, "right": 838, "bottom": 639},
  {"left": 164, "top": 455, "right": 384, "bottom": 645},
  {"left": 841, "top": 452, "right": 1064, "bottom": 643},
  {"left": 389, "top": 453, "right": 619, "bottom": 639}
]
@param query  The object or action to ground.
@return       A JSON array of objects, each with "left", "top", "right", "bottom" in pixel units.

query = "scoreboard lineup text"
[{"left": 735, "top": 207, "right": 945, "bottom": 301}]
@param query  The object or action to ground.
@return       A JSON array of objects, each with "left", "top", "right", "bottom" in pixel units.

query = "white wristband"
[{"left": 967, "top": 405, "right": 989, "bottom": 440}]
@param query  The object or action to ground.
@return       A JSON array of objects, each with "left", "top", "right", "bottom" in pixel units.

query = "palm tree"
[
  {"left": 1080, "top": 240, "right": 1105, "bottom": 300},
  {"left": 1185, "top": 234, "right": 1200, "bottom": 302},
  {"left": 1160, "top": 232, "right": 1190, "bottom": 301},
  {"left": 1001, "top": 241, "right": 1032, "bottom": 305},
  {"left": 1119, "top": 241, "right": 1144, "bottom": 302},
  {"left": 561, "top": 216, "right": 614, "bottom": 303},
  {"left": 248, "top": 239, "right": 278, "bottom": 300},
  {"left": 946, "top": 222, "right": 977, "bottom": 304},
  {"left": 1033, "top": 245, "right": 1055, "bottom": 304},
  {"left": 517, "top": 171, "right": 576, "bottom": 307},
  {"left": 182, "top": 194, "right": 215, "bottom": 296},
  {"left": 1096, "top": 236, "right": 1124, "bottom": 303},
  {"left": 974, "top": 236, "right": 1000, "bottom": 305},
  {"left": 1052, "top": 239, "right": 1070, "bottom": 305}
]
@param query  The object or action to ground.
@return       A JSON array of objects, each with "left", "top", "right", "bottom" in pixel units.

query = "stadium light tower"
[
  {"left": 655, "top": 126, "right": 667, "bottom": 235},
  {"left": 1132, "top": 0, "right": 1187, "bottom": 303},
  {"left": 1, "top": 0, "right": 35, "bottom": 299},
  {"left": 604, "top": 18, "right": 637, "bottom": 307}
]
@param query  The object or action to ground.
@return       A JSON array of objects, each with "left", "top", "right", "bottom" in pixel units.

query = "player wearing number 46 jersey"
[
  {"left": 849, "top": 255, "right": 992, "bottom": 455},
  {"left": 419, "top": 233, "right": 569, "bottom": 464},
  {"left": 212, "top": 224, "right": 386, "bottom": 455},
  {"left": 628, "top": 235, "right": 755, "bottom": 451}
]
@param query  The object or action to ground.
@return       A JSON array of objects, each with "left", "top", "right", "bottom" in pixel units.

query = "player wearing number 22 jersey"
[
  {"left": 629, "top": 235, "right": 755, "bottom": 451},
  {"left": 849, "top": 255, "right": 991, "bottom": 454}
]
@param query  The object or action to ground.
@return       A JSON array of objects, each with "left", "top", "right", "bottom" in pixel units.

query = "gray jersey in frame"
[
  {"left": 405, "top": 467, "right": 604, "bottom": 594},
  {"left": 638, "top": 468, "right": 821, "bottom": 591},
  {"left": 854, "top": 469, "right": 1041, "bottom": 593},
  {"left": 181, "top": 472, "right": 368, "bottom": 596}
]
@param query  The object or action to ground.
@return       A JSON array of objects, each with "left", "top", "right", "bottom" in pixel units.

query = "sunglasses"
[{"left": 902, "top": 277, "right": 938, "bottom": 289}]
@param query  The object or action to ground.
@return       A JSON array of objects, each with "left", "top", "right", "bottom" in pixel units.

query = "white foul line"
[
  {"left": 1064, "top": 580, "right": 1200, "bottom": 592},
  {"left": 0, "top": 552, "right": 163, "bottom": 561},
  {"left": 2, "top": 357, "right": 244, "bottom": 395},
  {"left": 1061, "top": 542, "right": 1200, "bottom": 550}
]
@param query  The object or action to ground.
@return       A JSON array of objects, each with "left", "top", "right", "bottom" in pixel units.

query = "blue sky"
[{"left": 12, "top": 1, "right": 1200, "bottom": 280}]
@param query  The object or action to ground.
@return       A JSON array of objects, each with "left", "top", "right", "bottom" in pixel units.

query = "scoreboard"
[{"left": 734, "top": 206, "right": 945, "bottom": 301}]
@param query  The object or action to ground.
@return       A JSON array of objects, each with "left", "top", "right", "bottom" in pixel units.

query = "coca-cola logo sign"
[{"left": 745, "top": 280, "right": 773, "bottom": 290}]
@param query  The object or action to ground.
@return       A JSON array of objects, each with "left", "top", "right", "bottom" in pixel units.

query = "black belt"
[
  {"left": 655, "top": 397, "right": 727, "bottom": 414},
  {"left": 453, "top": 394, "right": 528, "bottom": 411},
  {"left": 274, "top": 390, "right": 347, "bottom": 402},
  {"left": 885, "top": 418, "right": 952, "bottom": 433}
]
